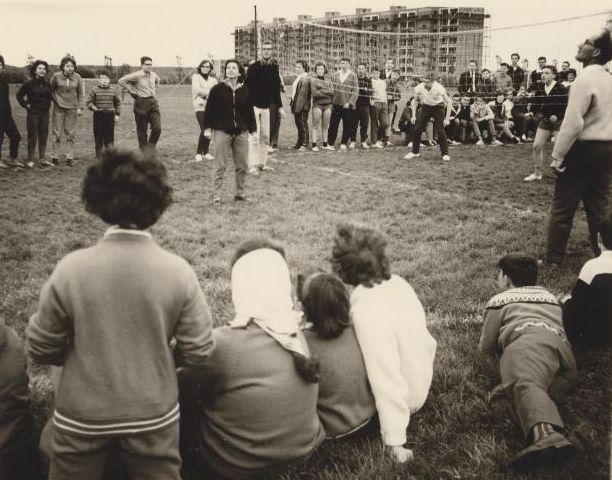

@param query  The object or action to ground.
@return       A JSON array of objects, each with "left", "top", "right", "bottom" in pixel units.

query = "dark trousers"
[
  {"left": 133, "top": 97, "right": 161, "bottom": 150},
  {"left": 546, "top": 140, "right": 612, "bottom": 264},
  {"left": 350, "top": 105, "right": 370, "bottom": 143},
  {"left": 93, "top": 111, "right": 115, "bottom": 157},
  {"left": 0, "top": 114, "right": 21, "bottom": 160},
  {"left": 513, "top": 113, "right": 538, "bottom": 138},
  {"left": 328, "top": 105, "right": 355, "bottom": 146},
  {"left": 269, "top": 101, "right": 281, "bottom": 147},
  {"left": 445, "top": 118, "right": 460, "bottom": 142},
  {"left": 195, "top": 111, "right": 210, "bottom": 155},
  {"left": 412, "top": 104, "right": 448, "bottom": 155},
  {"left": 293, "top": 110, "right": 310, "bottom": 147},
  {"left": 26, "top": 109, "right": 49, "bottom": 161}
]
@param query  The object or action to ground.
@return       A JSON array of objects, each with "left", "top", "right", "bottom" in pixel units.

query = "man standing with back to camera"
[{"left": 547, "top": 28, "right": 612, "bottom": 266}]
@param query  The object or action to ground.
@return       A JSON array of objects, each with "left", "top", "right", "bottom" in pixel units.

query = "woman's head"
[
  {"left": 82, "top": 147, "right": 172, "bottom": 229},
  {"left": 295, "top": 60, "right": 308, "bottom": 74},
  {"left": 330, "top": 221, "right": 391, "bottom": 287},
  {"left": 30, "top": 60, "right": 49, "bottom": 78},
  {"left": 198, "top": 59, "right": 213, "bottom": 76},
  {"left": 315, "top": 62, "right": 327, "bottom": 77},
  {"left": 59, "top": 55, "right": 76, "bottom": 75},
  {"left": 224, "top": 59, "right": 245, "bottom": 81},
  {"left": 299, "top": 273, "right": 350, "bottom": 339}
]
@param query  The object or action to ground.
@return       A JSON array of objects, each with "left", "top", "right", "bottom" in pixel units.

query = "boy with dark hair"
[
  {"left": 562, "top": 213, "right": 612, "bottom": 348},
  {"left": 479, "top": 253, "right": 577, "bottom": 470},
  {"left": 87, "top": 69, "right": 121, "bottom": 157},
  {"left": 26, "top": 147, "right": 215, "bottom": 479}
]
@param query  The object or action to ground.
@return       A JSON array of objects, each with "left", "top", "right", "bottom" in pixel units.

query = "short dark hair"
[
  {"left": 340, "top": 57, "right": 351, "bottom": 64},
  {"left": 231, "top": 237, "right": 285, "bottom": 268},
  {"left": 594, "top": 27, "right": 612, "bottom": 64},
  {"left": 140, "top": 56, "right": 152, "bottom": 65},
  {"left": 357, "top": 62, "right": 367, "bottom": 68},
  {"left": 498, "top": 254, "right": 538, "bottom": 287},
  {"left": 538, "top": 56, "right": 547, "bottom": 62},
  {"left": 543, "top": 65, "right": 557, "bottom": 74},
  {"left": 82, "top": 147, "right": 172, "bottom": 229},
  {"left": 0, "top": 55, "right": 4, "bottom": 68},
  {"left": 59, "top": 55, "right": 76, "bottom": 71},
  {"left": 481, "top": 68, "right": 490, "bottom": 73},
  {"left": 452, "top": 92, "right": 461, "bottom": 98},
  {"left": 295, "top": 60, "right": 309, "bottom": 72},
  {"left": 223, "top": 58, "right": 246, "bottom": 81},
  {"left": 97, "top": 69, "right": 111, "bottom": 78},
  {"left": 300, "top": 273, "right": 350, "bottom": 339},
  {"left": 500, "top": 62, "right": 509, "bottom": 68},
  {"left": 511, "top": 53, "right": 520, "bottom": 59},
  {"left": 330, "top": 222, "right": 391, "bottom": 287},
  {"left": 314, "top": 62, "right": 328, "bottom": 74},
  {"left": 600, "top": 213, "right": 612, "bottom": 250},
  {"left": 29, "top": 60, "right": 49, "bottom": 77},
  {"left": 567, "top": 68, "right": 577, "bottom": 77},
  {"left": 562, "top": 61, "right": 570, "bottom": 67},
  {"left": 468, "top": 59, "right": 477, "bottom": 65}
]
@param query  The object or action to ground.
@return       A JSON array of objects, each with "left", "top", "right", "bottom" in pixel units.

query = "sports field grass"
[{"left": 1, "top": 85, "right": 610, "bottom": 479}]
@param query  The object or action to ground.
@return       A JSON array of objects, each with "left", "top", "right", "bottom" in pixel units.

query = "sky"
[{"left": 0, "top": 0, "right": 610, "bottom": 71}]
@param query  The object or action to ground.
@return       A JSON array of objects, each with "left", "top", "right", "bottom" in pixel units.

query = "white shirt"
[
  {"left": 371, "top": 78, "right": 387, "bottom": 103},
  {"left": 350, "top": 275, "right": 437, "bottom": 446},
  {"left": 414, "top": 81, "right": 447, "bottom": 106}
]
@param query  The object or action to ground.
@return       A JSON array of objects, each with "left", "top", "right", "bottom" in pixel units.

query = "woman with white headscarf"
[{"left": 179, "top": 237, "right": 325, "bottom": 480}]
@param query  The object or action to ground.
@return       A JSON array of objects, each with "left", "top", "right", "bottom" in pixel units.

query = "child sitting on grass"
[
  {"left": 329, "top": 221, "right": 437, "bottom": 463},
  {"left": 26, "top": 147, "right": 216, "bottom": 480},
  {"left": 562, "top": 213, "right": 612, "bottom": 349},
  {"left": 299, "top": 272, "right": 376, "bottom": 439},
  {"left": 479, "top": 254, "right": 577, "bottom": 470}
]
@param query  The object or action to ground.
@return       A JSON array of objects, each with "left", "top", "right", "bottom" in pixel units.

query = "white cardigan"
[
  {"left": 191, "top": 74, "right": 218, "bottom": 112},
  {"left": 350, "top": 274, "right": 437, "bottom": 446}
]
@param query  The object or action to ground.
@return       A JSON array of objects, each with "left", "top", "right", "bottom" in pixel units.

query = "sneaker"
[
  {"left": 212, "top": 197, "right": 221, "bottom": 206},
  {"left": 51, "top": 158, "right": 59, "bottom": 166},
  {"left": 512, "top": 136, "right": 521, "bottom": 144},
  {"left": 442, "top": 154, "right": 451, "bottom": 161},
  {"left": 204, "top": 153, "right": 214, "bottom": 160},
  {"left": 511, "top": 432, "right": 575, "bottom": 471},
  {"left": 449, "top": 140, "right": 461, "bottom": 146},
  {"left": 26, "top": 161, "right": 35, "bottom": 168},
  {"left": 298, "top": 146, "right": 307, "bottom": 152},
  {"left": 361, "top": 142, "right": 370, "bottom": 149},
  {"left": 194, "top": 154, "right": 204, "bottom": 162},
  {"left": 66, "top": 158, "right": 74, "bottom": 167},
  {"left": 521, "top": 134, "right": 528, "bottom": 141},
  {"left": 475, "top": 139, "right": 484, "bottom": 146},
  {"left": 340, "top": 144, "right": 347, "bottom": 151},
  {"left": 385, "top": 140, "right": 394, "bottom": 147},
  {"left": 266, "top": 146, "right": 276, "bottom": 153},
  {"left": 323, "top": 145, "right": 335, "bottom": 151},
  {"left": 234, "top": 195, "right": 252, "bottom": 203},
  {"left": 524, "top": 173, "right": 542, "bottom": 182},
  {"left": 312, "top": 146, "right": 320, "bottom": 152},
  {"left": 392, "top": 127, "right": 402, "bottom": 134},
  {"left": 373, "top": 141, "right": 383, "bottom": 149},
  {"left": 348, "top": 141, "right": 356, "bottom": 149},
  {"left": 0, "top": 160, "right": 7, "bottom": 169},
  {"left": 260, "top": 165, "right": 274, "bottom": 172},
  {"left": 41, "top": 159, "right": 54, "bottom": 167},
  {"left": 248, "top": 166, "right": 259, "bottom": 175},
  {"left": 406, "top": 141, "right": 413, "bottom": 149},
  {"left": 491, "top": 139, "right": 503, "bottom": 146},
  {"left": 404, "top": 152, "right": 420, "bottom": 160},
  {"left": 290, "top": 144, "right": 301, "bottom": 150}
]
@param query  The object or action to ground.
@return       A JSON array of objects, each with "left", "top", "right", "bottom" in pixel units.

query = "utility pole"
[{"left": 254, "top": 5, "right": 258, "bottom": 61}]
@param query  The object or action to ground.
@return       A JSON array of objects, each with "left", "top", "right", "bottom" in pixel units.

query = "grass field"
[{"left": 1, "top": 85, "right": 610, "bottom": 479}]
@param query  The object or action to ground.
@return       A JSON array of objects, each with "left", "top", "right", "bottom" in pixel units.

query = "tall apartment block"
[{"left": 234, "top": 6, "right": 490, "bottom": 83}]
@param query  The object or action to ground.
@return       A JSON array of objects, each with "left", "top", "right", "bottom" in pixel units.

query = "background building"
[{"left": 234, "top": 6, "right": 490, "bottom": 84}]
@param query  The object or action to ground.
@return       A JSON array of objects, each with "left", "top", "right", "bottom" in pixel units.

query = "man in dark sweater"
[
  {"left": 245, "top": 42, "right": 284, "bottom": 172},
  {"left": 0, "top": 55, "right": 21, "bottom": 167},
  {"left": 350, "top": 62, "right": 372, "bottom": 148},
  {"left": 507, "top": 53, "right": 526, "bottom": 91}
]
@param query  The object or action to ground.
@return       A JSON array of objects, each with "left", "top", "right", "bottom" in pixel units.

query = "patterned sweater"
[{"left": 86, "top": 84, "right": 121, "bottom": 115}]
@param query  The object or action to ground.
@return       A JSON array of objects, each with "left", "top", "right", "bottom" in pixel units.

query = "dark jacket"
[
  {"left": 202, "top": 80, "right": 257, "bottom": 134},
  {"left": 458, "top": 70, "right": 482, "bottom": 95},
  {"left": 290, "top": 76, "right": 312, "bottom": 113},
  {"left": 386, "top": 79, "right": 401, "bottom": 103},
  {"left": 506, "top": 65, "right": 525, "bottom": 91},
  {"left": 245, "top": 61, "right": 282, "bottom": 109},
  {"left": 0, "top": 73, "right": 12, "bottom": 117},
  {"left": 356, "top": 75, "right": 372, "bottom": 108},
  {"left": 16, "top": 77, "right": 52, "bottom": 112},
  {"left": 532, "top": 82, "right": 568, "bottom": 120},
  {"left": 528, "top": 70, "right": 543, "bottom": 92},
  {"left": 457, "top": 104, "right": 471, "bottom": 121},
  {"left": 476, "top": 78, "right": 495, "bottom": 102}
]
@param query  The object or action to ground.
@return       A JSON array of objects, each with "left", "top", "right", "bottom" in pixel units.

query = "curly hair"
[
  {"left": 330, "top": 222, "right": 391, "bottom": 287},
  {"left": 82, "top": 147, "right": 172, "bottom": 229},
  {"left": 59, "top": 55, "right": 77, "bottom": 72},
  {"left": 314, "top": 62, "right": 328, "bottom": 75},
  {"left": 29, "top": 60, "right": 49, "bottom": 77},
  {"left": 300, "top": 273, "right": 350, "bottom": 339},
  {"left": 197, "top": 59, "right": 213, "bottom": 74}
]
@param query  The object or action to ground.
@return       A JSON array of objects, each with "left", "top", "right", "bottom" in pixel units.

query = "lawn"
[{"left": 0, "top": 85, "right": 610, "bottom": 479}]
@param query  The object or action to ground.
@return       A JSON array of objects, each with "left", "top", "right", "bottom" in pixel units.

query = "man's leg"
[
  {"left": 411, "top": 107, "right": 430, "bottom": 154},
  {"left": 134, "top": 99, "right": 149, "bottom": 150},
  {"left": 148, "top": 100, "right": 162, "bottom": 147},
  {"left": 340, "top": 107, "right": 355, "bottom": 146},
  {"left": 233, "top": 131, "right": 249, "bottom": 197},
  {"left": 269, "top": 101, "right": 281, "bottom": 148},
  {"left": 358, "top": 105, "right": 369, "bottom": 143},
  {"left": 258, "top": 108, "right": 270, "bottom": 168},
  {"left": 582, "top": 144, "right": 612, "bottom": 256},
  {"left": 369, "top": 105, "right": 379, "bottom": 144},
  {"left": 293, "top": 112, "right": 303, "bottom": 147},
  {"left": 211, "top": 130, "right": 230, "bottom": 200},
  {"left": 327, "top": 105, "right": 342, "bottom": 146},
  {"left": 301, "top": 110, "right": 310, "bottom": 147},
  {"left": 93, "top": 112, "right": 104, "bottom": 157},
  {"left": 432, "top": 106, "right": 449, "bottom": 155},
  {"left": 3, "top": 115, "right": 21, "bottom": 160},
  {"left": 385, "top": 101, "right": 394, "bottom": 141}
]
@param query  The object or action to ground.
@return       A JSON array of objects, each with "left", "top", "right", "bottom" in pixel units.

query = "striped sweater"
[
  {"left": 26, "top": 228, "right": 215, "bottom": 437},
  {"left": 86, "top": 84, "right": 121, "bottom": 115}
]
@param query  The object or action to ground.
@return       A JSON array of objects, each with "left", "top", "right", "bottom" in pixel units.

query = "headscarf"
[{"left": 230, "top": 248, "right": 310, "bottom": 359}]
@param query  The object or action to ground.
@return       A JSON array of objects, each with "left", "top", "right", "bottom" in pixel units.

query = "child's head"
[
  {"left": 460, "top": 95, "right": 470, "bottom": 106},
  {"left": 330, "top": 222, "right": 391, "bottom": 287},
  {"left": 451, "top": 93, "right": 460, "bottom": 105},
  {"left": 97, "top": 69, "right": 111, "bottom": 87},
  {"left": 299, "top": 273, "right": 350, "bottom": 339},
  {"left": 481, "top": 68, "right": 491, "bottom": 79},
  {"left": 496, "top": 93, "right": 504, "bottom": 104},
  {"left": 497, "top": 254, "right": 538, "bottom": 289},
  {"left": 473, "top": 96, "right": 484, "bottom": 106},
  {"left": 82, "top": 147, "right": 172, "bottom": 229},
  {"left": 598, "top": 213, "right": 612, "bottom": 251},
  {"left": 315, "top": 62, "right": 327, "bottom": 77}
]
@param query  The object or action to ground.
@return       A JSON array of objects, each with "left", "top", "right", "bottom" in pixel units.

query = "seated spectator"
[
  {"left": 511, "top": 86, "right": 537, "bottom": 142},
  {"left": 479, "top": 254, "right": 577, "bottom": 470},
  {"left": 471, "top": 96, "right": 501, "bottom": 145},
  {"left": 490, "top": 92, "right": 520, "bottom": 143},
  {"left": 558, "top": 61, "right": 572, "bottom": 81},
  {"left": 179, "top": 238, "right": 325, "bottom": 479},
  {"left": 445, "top": 93, "right": 462, "bottom": 145},
  {"left": 458, "top": 59, "right": 481, "bottom": 96},
  {"left": 330, "top": 222, "right": 436, "bottom": 464},
  {"left": 477, "top": 68, "right": 496, "bottom": 102},
  {"left": 0, "top": 320, "right": 39, "bottom": 480},
  {"left": 561, "top": 69, "right": 577, "bottom": 88},
  {"left": 528, "top": 56, "right": 547, "bottom": 92},
  {"left": 456, "top": 95, "right": 473, "bottom": 143},
  {"left": 299, "top": 272, "right": 376, "bottom": 439},
  {"left": 562, "top": 214, "right": 612, "bottom": 349}
]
